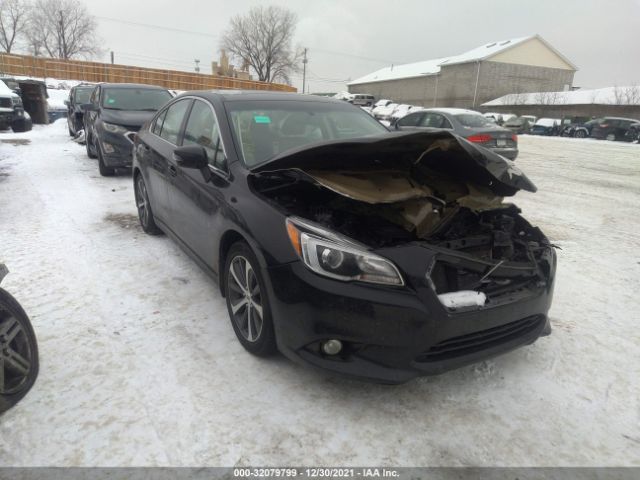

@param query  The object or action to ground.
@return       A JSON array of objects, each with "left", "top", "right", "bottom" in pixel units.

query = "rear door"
[{"left": 167, "top": 98, "right": 229, "bottom": 269}]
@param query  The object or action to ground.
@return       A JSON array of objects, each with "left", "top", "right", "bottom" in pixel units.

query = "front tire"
[
  {"left": 134, "top": 173, "right": 163, "bottom": 235},
  {"left": 0, "top": 288, "right": 39, "bottom": 414},
  {"left": 96, "top": 141, "right": 115, "bottom": 177},
  {"left": 575, "top": 129, "right": 586, "bottom": 138},
  {"left": 86, "top": 133, "right": 97, "bottom": 159},
  {"left": 224, "top": 242, "right": 277, "bottom": 357}
]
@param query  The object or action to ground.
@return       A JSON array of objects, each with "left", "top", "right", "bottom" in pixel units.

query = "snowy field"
[{"left": 0, "top": 120, "right": 639, "bottom": 466}]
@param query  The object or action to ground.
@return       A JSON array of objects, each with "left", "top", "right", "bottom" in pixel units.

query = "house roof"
[
  {"left": 348, "top": 35, "right": 576, "bottom": 86},
  {"left": 482, "top": 86, "right": 640, "bottom": 107}
]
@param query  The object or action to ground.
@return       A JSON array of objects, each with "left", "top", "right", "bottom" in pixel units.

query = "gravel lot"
[{"left": 0, "top": 121, "right": 638, "bottom": 466}]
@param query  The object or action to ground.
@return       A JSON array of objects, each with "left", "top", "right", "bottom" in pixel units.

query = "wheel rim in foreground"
[
  {"left": 227, "top": 256, "right": 264, "bottom": 343},
  {"left": 0, "top": 310, "right": 33, "bottom": 395},
  {"left": 135, "top": 177, "right": 150, "bottom": 228}
]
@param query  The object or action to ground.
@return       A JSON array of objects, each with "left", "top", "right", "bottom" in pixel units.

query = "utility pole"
[
  {"left": 302, "top": 48, "right": 308, "bottom": 94},
  {"left": 110, "top": 51, "right": 114, "bottom": 64},
  {"left": 194, "top": 59, "right": 200, "bottom": 73}
]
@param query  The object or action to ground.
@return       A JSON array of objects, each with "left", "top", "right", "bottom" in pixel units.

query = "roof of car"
[
  {"left": 424, "top": 108, "right": 482, "bottom": 115},
  {"left": 181, "top": 90, "right": 343, "bottom": 103},
  {"left": 99, "top": 83, "right": 170, "bottom": 90}
]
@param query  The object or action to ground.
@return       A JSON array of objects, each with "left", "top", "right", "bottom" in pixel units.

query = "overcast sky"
[{"left": 84, "top": 0, "right": 640, "bottom": 93}]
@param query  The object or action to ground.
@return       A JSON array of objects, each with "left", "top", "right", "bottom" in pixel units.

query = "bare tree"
[
  {"left": 612, "top": 84, "right": 640, "bottom": 105},
  {"left": 26, "top": 0, "right": 98, "bottom": 59},
  {"left": 221, "top": 5, "right": 302, "bottom": 83},
  {"left": 0, "top": 0, "right": 29, "bottom": 53}
]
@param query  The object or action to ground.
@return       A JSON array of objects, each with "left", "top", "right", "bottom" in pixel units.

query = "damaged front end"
[{"left": 251, "top": 131, "right": 555, "bottom": 312}]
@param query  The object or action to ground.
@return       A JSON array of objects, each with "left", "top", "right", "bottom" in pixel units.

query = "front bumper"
[
  {"left": 264, "top": 249, "right": 555, "bottom": 384},
  {"left": 99, "top": 130, "right": 136, "bottom": 167}
]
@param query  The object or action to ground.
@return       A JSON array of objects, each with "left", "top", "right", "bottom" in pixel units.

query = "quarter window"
[
  {"left": 152, "top": 110, "right": 167, "bottom": 136},
  {"left": 159, "top": 99, "right": 191, "bottom": 145},
  {"left": 183, "top": 100, "right": 226, "bottom": 170}
]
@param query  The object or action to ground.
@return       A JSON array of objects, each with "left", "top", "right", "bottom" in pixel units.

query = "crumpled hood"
[
  {"left": 252, "top": 131, "right": 536, "bottom": 196},
  {"left": 100, "top": 109, "right": 157, "bottom": 128}
]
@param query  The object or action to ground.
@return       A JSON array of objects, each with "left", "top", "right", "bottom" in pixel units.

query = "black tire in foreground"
[
  {"left": 224, "top": 241, "right": 277, "bottom": 357},
  {"left": 0, "top": 287, "right": 39, "bottom": 414},
  {"left": 134, "top": 173, "right": 163, "bottom": 235}
]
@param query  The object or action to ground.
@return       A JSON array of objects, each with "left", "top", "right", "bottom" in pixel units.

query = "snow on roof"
[
  {"left": 483, "top": 86, "right": 640, "bottom": 106},
  {"left": 348, "top": 36, "right": 533, "bottom": 85},
  {"left": 425, "top": 107, "right": 482, "bottom": 115}
]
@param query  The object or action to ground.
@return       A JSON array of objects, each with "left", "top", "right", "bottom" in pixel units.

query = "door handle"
[{"left": 168, "top": 164, "right": 177, "bottom": 177}]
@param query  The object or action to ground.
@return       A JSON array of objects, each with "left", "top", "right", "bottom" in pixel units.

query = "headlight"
[
  {"left": 285, "top": 217, "right": 404, "bottom": 286},
  {"left": 103, "top": 122, "right": 127, "bottom": 134},
  {"left": 11, "top": 97, "right": 22, "bottom": 107}
]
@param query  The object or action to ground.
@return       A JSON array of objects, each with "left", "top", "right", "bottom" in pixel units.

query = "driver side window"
[{"left": 183, "top": 100, "right": 226, "bottom": 171}]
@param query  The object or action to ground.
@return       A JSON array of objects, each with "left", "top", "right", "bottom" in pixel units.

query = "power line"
[{"left": 96, "top": 16, "right": 218, "bottom": 39}]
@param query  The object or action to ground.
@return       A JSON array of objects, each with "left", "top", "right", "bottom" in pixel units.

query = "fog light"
[
  {"left": 102, "top": 142, "right": 115, "bottom": 154},
  {"left": 321, "top": 339, "right": 343, "bottom": 355}
]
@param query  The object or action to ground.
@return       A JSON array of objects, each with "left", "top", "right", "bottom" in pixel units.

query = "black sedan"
[
  {"left": 590, "top": 117, "right": 640, "bottom": 141},
  {"left": 393, "top": 108, "right": 519, "bottom": 160},
  {"left": 132, "top": 92, "right": 556, "bottom": 383},
  {"left": 84, "top": 83, "right": 173, "bottom": 176},
  {"left": 65, "top": 84, "right": 95, "bottom": 138}
]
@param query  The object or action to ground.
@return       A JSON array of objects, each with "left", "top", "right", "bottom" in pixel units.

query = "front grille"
[
  {"left": 415, "top": 315, "right": 544, "bottom": 362},
  {"left": 0, "top": 98, "right": 12, "bottom": 108}
]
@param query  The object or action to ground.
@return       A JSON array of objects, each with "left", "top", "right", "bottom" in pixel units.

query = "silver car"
[{"left": 393, "top": 108, "right": 519, "bottom": 160}]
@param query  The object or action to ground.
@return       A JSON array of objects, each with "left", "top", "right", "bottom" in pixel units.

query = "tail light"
[
  {"left": 511, "top": 134, "right": 518, "bottom": 142},
  {"left": 466, "top": 134, "right": 492, "bottom": 143}
]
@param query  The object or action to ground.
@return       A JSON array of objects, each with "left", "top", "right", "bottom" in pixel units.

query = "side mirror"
[
  {"left": 81, "top": 103, "right": 96, "bottom": 111},
  {"left": 174, "top": 145, "right": 208, "bottom": 170},
  {"left": 64, "top": 99, "right": 70, "bottom": 106}
]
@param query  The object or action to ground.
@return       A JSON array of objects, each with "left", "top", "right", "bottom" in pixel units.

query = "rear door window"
[{"left": 397, "top": 112, "right": 424, "bottom": 127}]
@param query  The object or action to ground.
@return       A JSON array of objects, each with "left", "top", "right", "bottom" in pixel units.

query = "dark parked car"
[
  {"left": 503, "top": 116, "right": 532, "bottom": 134},
  {"left": 530, "top": 118, "right": 561, "bottom": 136},
  {"left": 394, "top": 108, "right": 519, "bottom": 160},
  {"left": 560, "top": 117, "right": 600, "bottom": 138},
  {"left": 84, "top": 83, "right": 173, "bottom": 176},
  {"left": 132, "top": 92, "right": 556, "bottom": 384},
  {"left": 0, "top": 263, "right": 39, "bottom": 414},
  {"left": 590, "top": 117, "right": 640, "bottom": 141},
  {"left": 65, "top": 84, "right": 95, "bottom": 137}
]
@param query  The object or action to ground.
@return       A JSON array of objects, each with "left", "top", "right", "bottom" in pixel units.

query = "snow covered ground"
[{"left": 0, "top": 121, "right": 639, "bottom": 466}]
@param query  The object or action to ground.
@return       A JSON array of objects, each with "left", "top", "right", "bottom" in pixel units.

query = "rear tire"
[
  {"left": 0, "top": 288, "right": 39, "bottom": 414},
  {"left": 575, "top": 129, "right": 586, "bottom": 138},
  {"left": 224, "top": 241, "right": 277, "bottom": 357}
]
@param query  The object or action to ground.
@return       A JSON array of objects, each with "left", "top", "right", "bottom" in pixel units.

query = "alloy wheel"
[
  {"left": 135, "top": 176, "right": 150, "bottom": 228},
  {"left": 0, "top": 311, "right": 33, "bottom": 395},
  {"left": 227, "top": 256, "right": 263, "bottom": 343}
]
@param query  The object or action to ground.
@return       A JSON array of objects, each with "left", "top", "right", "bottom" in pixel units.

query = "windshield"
[
  {"left": 226, "top": 100, "right": 388, "bottom": 167},
  {"left": 101, "top": 88, "right": 172, "bottom": 110},
  {"left": 455, "top": 113, "right": 493, "bottom": 128},
  {"left": 74, "top": 87, "right": 94, "bottom": 104}
]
